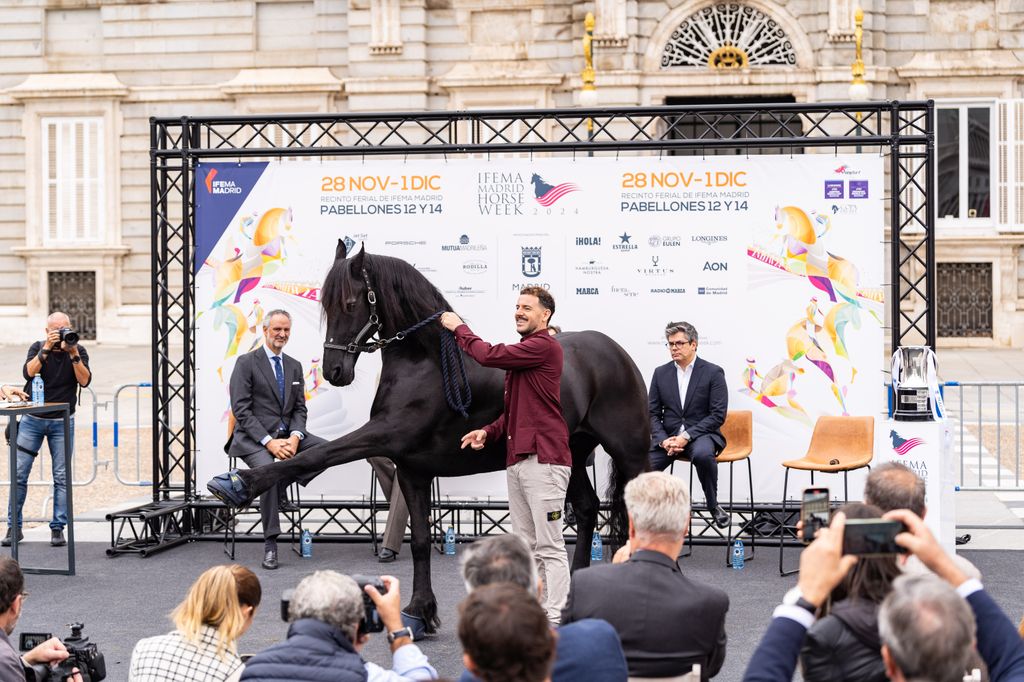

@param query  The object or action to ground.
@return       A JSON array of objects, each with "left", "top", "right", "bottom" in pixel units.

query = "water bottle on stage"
[
  {"left": 444, "top": 527, "right": 456, "bottom": 555},
  {"left": 590, "top": 532, "right": 603, "bottom": 561},
  {"left": 300, "top": 529, "right": 312, "bottom": 558},
  {"left": 731, "top": 539, "right": 745, "bottom": 569},
  {"left": 31, "top": 374, "right": 43, "bottom": 404}
]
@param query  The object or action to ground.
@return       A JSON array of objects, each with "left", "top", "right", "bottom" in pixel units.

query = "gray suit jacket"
[{"left": 227, "top": 348, "right": 310, "bottom": 457}]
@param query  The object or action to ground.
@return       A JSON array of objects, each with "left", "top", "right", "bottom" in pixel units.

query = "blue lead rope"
[{"left": 388, "top": 311, "right": 472, "bottom": 418}]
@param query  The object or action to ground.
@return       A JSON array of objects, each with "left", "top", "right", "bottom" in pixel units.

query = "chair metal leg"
[
  {"left": 288, "top": 481, "right": 303, "bottom": 557},
  {"left": 779, "top": 467, "right": 799, "bottom": 576},
  {"left": 725, "top": 461, "right": 734, "bottom": 567},
  {"left": 678, "top": 460, "right": 694, "bottom": 558},
  {"left": 747, "top": 457, "right": 756, "bottom": 560},
  {"left": 369, "top": 468, "right": 380, "bottom": 557}
]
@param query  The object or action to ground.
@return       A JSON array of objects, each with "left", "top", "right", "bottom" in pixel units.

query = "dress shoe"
[
  {"left": 378, "top": 547, "right": 398, "bottom": 563},
  {"left": 50, "top": 529, "right": 66, "bottom": 547},
  {"left": 1, "top": 529, "right": 23, "bottom": 547},
  {"left": 280, "top": 500, "right": 300, "bottom": 513},
  {"left": 262, "top": 549, "right": 279, "bottom": 570},
  {"left": 713, "top": 505, "right": 731, "bottom": 529},
  {"left": 207, "top": 470, "right": 254, "bottom": 507}
]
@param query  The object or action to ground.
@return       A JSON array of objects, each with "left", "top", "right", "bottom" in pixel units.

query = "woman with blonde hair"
[{"left": 129, "top": 564, "right": 261, "bottom": 681}]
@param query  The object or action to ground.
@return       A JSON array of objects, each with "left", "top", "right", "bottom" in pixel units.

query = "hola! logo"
[
  {"left": 531, "top": 173, "right": 580, "bottom": 206},
  {"left": 204, "top": 168, "right": 242, "bottom": 194},
  {"left": 890, "top": 430, "right": 924, "bottom": 456}
]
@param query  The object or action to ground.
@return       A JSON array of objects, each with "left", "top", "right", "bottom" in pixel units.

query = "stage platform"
[{"left": 11, "top": 541, "right": 1022, "bottom": 681}]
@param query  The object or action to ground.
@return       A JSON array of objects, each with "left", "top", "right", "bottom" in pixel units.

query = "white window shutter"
[
  {"left": 997, "top": 100, "right": 1024, "bottom": 230},
  {"left": 41, "top": 117, "right": 104, "bottom": 245}
]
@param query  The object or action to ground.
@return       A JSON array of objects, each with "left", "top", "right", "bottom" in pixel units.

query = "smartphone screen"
[
  {"left": 801, "top": 488, "right": 830, "bottom": 544},
  {"left": 843, "top": 519, "right": 908, "bottom": 556}
]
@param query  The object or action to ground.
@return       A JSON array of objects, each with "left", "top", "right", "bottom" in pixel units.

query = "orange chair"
[
  {"left": 778, "top": 415, "right": 875, "bottom": 575},
  {"left": 675, "top": 410, "right": 755, "bottom": 564}
]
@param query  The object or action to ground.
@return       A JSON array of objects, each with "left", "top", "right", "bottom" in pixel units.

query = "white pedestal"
[{"left": 881, "top": 419, "right": 955, "bottom": 553}]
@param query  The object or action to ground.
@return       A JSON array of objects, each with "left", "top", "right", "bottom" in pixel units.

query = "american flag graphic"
[
  {"left": 890, "top": 429, "right": 924, "bottom": 455},
  {"left": 535, "top": 182, "right": 580, "bottom": 206}
]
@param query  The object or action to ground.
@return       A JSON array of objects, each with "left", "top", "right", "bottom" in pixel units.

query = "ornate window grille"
[
  {"left": 48, "top": 270, "right": 97, "bottom": 340},
  {"left": 661, "top": 3, "right": 798, "bottom": 69},
  {"left": 937, "top": 262, "right": 993, "bottom": 337}
]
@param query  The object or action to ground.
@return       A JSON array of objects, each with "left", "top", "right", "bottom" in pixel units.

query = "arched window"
[{"left": 661, "top": 3, "right": 798, "bottom": 69}]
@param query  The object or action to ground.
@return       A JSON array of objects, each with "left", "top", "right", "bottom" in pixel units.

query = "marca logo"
[
  {"left": 463, "top": 260, "right": 487, "bottom": 275},
  {"left": 691, "top": 235, "right": 728, "bottom": 245},
  {"left": 576, "top": 237, "right": 601, "bottom": 246},
  {"left": 703, "top": 261, "right": 728, "bottom": 271},
  {"left": 531, "top": 173, "right": 581, "bottom": 206},
  {"left": 612, "top": 233, "right": 637, "bottom": 252},
  {"left": 442, "top": 234, "right": 486, "bottom": 252},
  {"left": 649, "top": 235, "right": 682, "bottom": 247},
  {"left": 575, "top": 287, "right": 599, "bottom": 295},
  {"left": 204, "top": 168, "right": 243, "bottom": 194},
  {"left": 521, "top": 246, "right": 542, "bottom": 278}
]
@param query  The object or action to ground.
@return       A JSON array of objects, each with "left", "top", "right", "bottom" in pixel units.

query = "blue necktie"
[{"left": 272, "top": 355, "right": 286, "bottom": 432}]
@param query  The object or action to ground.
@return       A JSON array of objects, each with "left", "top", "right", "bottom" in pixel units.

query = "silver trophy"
[{"left": 892, "top": 345, "right": 935, "bottom": 422}]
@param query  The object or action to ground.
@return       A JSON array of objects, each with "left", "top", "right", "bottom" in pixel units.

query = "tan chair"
[
  {"left": 778, "top": 415, "right": 874, "bottom": 575},
  {"left": 675, "top": 411, "right": 755, "bottom": 565}
]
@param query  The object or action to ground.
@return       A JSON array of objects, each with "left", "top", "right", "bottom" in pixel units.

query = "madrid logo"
[
  {"left": 521, "top": 247, "right": 542, "bottom": 277},
  {"left": 531, "top": 173, "right": 580, "bottom": 206}
]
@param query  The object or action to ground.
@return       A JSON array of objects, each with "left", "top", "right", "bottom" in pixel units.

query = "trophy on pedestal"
[{"left": 892, "top": 346, "right": 939, "bottom": 422}]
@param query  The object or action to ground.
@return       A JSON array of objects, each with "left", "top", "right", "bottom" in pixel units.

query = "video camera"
[
  {"left": 281, "top": 575, "right": 387, "bottom": 635},
  {"left": 20, "top": 622, "right": 106, "bottom": 682},
  {"left": 58, "top": 328, "right": 79, "bottom": 347}
]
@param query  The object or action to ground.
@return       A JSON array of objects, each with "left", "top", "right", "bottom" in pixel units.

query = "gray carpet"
[{"left": 10, "top": 540, "right": 1020, "bottom": 681}]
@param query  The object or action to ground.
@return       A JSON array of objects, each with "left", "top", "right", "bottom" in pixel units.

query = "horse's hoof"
[
  {"left": 401, "top": 612, "right": 429, "bottom": 639},
  {"left": 207, "top": 470, "right": 253, "bottom": 507}
]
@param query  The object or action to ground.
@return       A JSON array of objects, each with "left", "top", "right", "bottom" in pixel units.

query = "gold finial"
[
  {"left": 582, "top": 12, "right": 596, "bottom": 93},
  {"left": 851, "top": 6, "right": 865, "bottom": 85}
]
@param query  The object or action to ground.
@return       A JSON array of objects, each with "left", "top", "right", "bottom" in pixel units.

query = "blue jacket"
[
  {"left": 460, "top": 619, "right": 628, "bottom": 682},
  {"left": 241, "top": 618, "right": 367, "bottom": 682}
]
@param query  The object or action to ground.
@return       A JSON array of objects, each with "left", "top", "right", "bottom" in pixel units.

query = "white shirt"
[
  {"left": 675, "top": 357, "right": 696, "bottom": 439},
  {"left": 258, "top": 345, "right": 304, "bottom": 446},
  {"left": 365, "top": 642, "right": 438, "bottom": 681}
]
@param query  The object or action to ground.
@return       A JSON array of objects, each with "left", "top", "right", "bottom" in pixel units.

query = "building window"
[
  {"left": 42, "top": 117, "right": 105, "bottom": 245},
  {"left": 661, "top": 3, "right": 798, "bottom": 69},
  {"left": 937, "top": 104, "right": 993, "bottom": 224},
  {"left": 937, "top": 262, "right": 992, "bottom": 337},
  {"left": 48, "top": 271, "right": 97, "bottom": 340}
]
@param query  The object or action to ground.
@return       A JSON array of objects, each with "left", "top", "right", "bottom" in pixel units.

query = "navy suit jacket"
[
  {"left": 228, "top": 348, "right": 310, "bottom": 457},
  {"left": 742, "top": 587, "right": 1024, "bottom": 682},
  {"left": 649, "top": 357, "right": 728, "bottom": 453},
  {"left": 459, "top": 618, "right": 628, "bottom": 682}
]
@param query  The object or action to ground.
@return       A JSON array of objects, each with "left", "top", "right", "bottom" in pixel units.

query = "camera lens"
[{"left": 61, "top": 329, "right": 79, "bottom": 346}]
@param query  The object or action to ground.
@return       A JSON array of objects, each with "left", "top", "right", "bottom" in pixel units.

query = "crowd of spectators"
[{"left": 5, "top": 464, "right": 1024, "bottom": 682}]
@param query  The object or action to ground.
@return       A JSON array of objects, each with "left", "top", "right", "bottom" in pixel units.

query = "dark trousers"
[
  {"left": 240, "top": 432, "right": 325, "bottom": 541},
  {"left": 649, "top": 434, "right": 719, "bottom": 510}
]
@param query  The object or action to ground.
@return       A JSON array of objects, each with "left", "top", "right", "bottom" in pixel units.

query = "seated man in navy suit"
[
  {"left": 458, "top": 534, "right": 628, "bottom": 682},
  {"left": 648, "top": 321, "right": 730, "bottom": 528}
]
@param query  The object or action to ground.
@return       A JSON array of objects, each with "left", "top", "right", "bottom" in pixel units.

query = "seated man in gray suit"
[
  {"left": 228, "top": 309, "right": 325, "bottom": 570},
  {"left": 561, "top": 472, "right": 729, "bottom": 680}
]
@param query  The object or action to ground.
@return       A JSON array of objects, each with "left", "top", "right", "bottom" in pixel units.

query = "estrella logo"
[
  {"left": 204, "top": 168, "right": 218, "bottom": 193},
  {"left": 890, "top": 430, "right": 924, "bottom": 455},
  {"left": 530, "top": 173, "right": 580, "bottom": 206}
]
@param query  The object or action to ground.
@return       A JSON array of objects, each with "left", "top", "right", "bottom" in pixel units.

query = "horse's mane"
[{"left": 321, "top": 251, "right": 453, "bottom": 354}]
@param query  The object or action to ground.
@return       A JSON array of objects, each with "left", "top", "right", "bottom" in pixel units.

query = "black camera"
[
  {"left": 58, "top": 328, "right": 79, "bottom": 347},
  {"left": 22, "top": 623, "right": 105, "bottom": 682},
  {"left": 281, "top": 575, "right": 387, "bottom": 635}
]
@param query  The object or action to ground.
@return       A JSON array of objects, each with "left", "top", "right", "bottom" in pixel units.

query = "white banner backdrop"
[{"left": 194, "top": 155, "right": 885, "bottom": 504}]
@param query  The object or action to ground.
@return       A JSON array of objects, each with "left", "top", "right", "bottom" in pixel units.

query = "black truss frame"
[{"left": 118, "top": 101, "right": 935, "bottom": 556}]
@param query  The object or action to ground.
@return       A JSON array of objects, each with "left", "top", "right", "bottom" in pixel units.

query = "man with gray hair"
[
  {"left": 458, "top": 535, "right": 628, "bottom": 682},
  {"left": 561, "top": 472, "right": 729, "bottom": 680},
  {"left": 227, "top": 309, "right": 325, "bottom": 570},
  {"left": 647, "top": 321, "right": 730, "bottom": 528},
  {"left": 242, "top": 571, "right": 436, "bottom": 682}
]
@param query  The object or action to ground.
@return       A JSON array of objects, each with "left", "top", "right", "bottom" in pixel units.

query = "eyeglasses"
[
  {"left": 19, "top": 591, "right": 28, "bottom": 599},
  {"left": 665, "top": 340, "right": 693, "bottom": 349}
]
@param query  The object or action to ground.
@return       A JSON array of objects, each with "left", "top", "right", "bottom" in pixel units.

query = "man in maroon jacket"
[{"left": 440, "top": 286, "right": 571, "bottom": 622}]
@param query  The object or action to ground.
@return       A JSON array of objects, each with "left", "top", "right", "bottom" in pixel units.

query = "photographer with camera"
[
  {"left": 0, "top": 557, "right": 82, "bottom": 681},
  {"left": 4, "top": 312, "right": 91, "bottom": 548},
  {"left": 241, "top": 572, "right": 436, "bottom": 682}
]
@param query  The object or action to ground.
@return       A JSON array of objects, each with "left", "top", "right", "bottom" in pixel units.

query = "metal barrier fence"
[
  {"left": 112, "top": 383, "right": 153, "bottom": 487},
  {"left": 943, "top": 381, "right": 1024, "bottom": 491}
]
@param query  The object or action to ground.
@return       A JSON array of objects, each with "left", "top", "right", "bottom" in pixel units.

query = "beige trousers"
[
  {"left": 369, "top": 457, "right": 409, "bottom": 553},
  {"left": 507, "top": 455, "right": 571, "bottom": 623}
]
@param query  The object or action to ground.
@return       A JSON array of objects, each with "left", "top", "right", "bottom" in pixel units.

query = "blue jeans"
[{"left": 7, "top": 414, "right": 74, "bottom": 530}]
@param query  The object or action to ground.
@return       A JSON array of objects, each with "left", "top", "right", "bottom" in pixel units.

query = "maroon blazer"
[{"left": 454, "top": 325, "right": 571, "bottom": 468}]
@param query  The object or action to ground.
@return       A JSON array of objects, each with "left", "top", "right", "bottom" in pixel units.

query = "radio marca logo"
[{"left": 531, "top": 173, "right": 580, "bottom": 206}]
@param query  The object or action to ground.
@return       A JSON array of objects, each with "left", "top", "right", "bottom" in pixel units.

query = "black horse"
[{"left": 208, "top": 241, "right": 650, "bottom": 631}]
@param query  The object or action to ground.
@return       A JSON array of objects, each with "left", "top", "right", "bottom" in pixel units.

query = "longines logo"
[
  {"left": 576, "top": 236, "right": 601, "bottom": 246},
  {"left": 575, "top": 287, "right": 599, "bottom": 295},
  {"left": 648, "top": 235, "right": 682, "bottom": 247},
  {"left": 575, "top": 260, "right": 609, "bottom": 275},
  {"left": 441, "top": 234, "right": 486, "bottom": 252},
  {"left": 691, "top": 235, "right": 728, "bottom": 245},
  {"left": 612, "top": 233, "right": 637, "bottom": 252},
  {"left": 703, "top": 261, "right": 728, "bottom": 272}
]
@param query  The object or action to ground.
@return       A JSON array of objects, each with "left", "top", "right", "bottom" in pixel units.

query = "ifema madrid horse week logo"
[
  {"left": 530, "top": 173, "right": 581, "bottom": 207},
  {"left": 476, "top": 170, "right": 580, "bottom": 215},
  {"left": 890, "top": 430, "right": 924, "bottom": 456}
]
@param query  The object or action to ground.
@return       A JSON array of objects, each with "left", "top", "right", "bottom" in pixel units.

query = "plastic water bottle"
[
  {"left": 590, "top": 532, "right": 603, "bottom": 561},
  {"left": 300, "top": 529, "right": 312, "bottom": 558},
  {"left": 731, "top": 539, "right": 745, "bottom": 570},
  {"left": 31, "top": 375, "right": 43, "bottom": 405},
  {"left": 444, "top": 526, "right": 456, "bottom": 555}
]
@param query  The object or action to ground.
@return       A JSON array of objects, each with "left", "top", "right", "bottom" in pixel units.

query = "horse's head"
[
  {"left": 320, "top": 240, "right": 372, "bottom": 386},
  {"left": 530, "top": 173, "right": 541, "bottom": 185}
]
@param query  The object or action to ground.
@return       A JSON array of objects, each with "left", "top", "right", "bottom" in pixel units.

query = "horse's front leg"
[{"left": 397, "top": 469, "right": 440, "bottom": 634}]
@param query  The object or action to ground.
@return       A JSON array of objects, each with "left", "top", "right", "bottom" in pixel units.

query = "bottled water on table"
[{"left": 31, "top": 375, "right": 44, "bottom": 405}]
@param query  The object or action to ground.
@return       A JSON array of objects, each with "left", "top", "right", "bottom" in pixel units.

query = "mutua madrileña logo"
[
  {"left": 204, "top": 168, "right": 243, "bottom": 194},
  {"left": 531, "top": 173, "right": 580, "bottom": 206},
  {"left": 890, "top": 430, "right": 924, "bottom": 455}
]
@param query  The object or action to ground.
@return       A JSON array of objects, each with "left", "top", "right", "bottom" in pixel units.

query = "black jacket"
[
  {"left": 241, "top": 618, "right": 367, "bottom": 682},
  {"left": 561, "top": 549, "right": 728, "bottom": 679},
  {"left": 799, "top": 599, "right": 887, "bottom": 682}
]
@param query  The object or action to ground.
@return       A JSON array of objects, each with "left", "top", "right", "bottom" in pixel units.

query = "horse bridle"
[{"left": 322, "top": 267, "right": 440, "bottom": 355}]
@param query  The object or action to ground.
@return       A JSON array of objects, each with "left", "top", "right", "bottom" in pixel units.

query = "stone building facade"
[{"left": 0, "top": 0, "right": 1021, "bottom": 345}]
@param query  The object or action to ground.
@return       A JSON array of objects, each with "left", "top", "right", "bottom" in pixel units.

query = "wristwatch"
[
  {"left": 782, "top": 586, "right": 818, "bottom": 615},
  {"left": 71, "top": 356, "right": 82, "bottom": 364},
  {"left": 387, "top": 626, "right": 414, "bottom": 643}
]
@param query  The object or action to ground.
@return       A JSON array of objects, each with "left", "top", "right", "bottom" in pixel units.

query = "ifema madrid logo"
[{"left": 530, "top": 173, "right": 580, "bottom": 207}]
